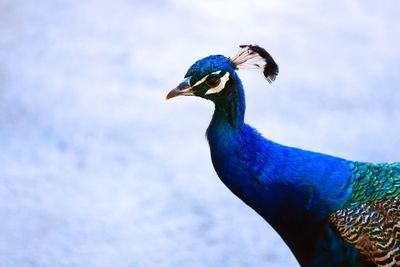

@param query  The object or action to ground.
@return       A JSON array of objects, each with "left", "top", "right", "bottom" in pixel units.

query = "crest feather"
[{"left": 229, "top": 45, "right": 279, "bottom": 83}]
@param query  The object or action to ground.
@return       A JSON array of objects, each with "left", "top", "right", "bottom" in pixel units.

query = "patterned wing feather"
[{"left": 330, "top": 162, "right": 400, "bottom": 266}]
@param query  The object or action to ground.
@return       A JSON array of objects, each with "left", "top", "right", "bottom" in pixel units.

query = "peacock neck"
[
  {"left": 211, "top": 77, "right": 246, "bottom": 130},
  {"left": 206, "top": 90, "right": 357, "bottom": 264}
]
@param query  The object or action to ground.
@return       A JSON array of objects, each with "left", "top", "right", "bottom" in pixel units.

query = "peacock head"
[{"left": 166, "top": 45, "right": 279, "bottom": 102}]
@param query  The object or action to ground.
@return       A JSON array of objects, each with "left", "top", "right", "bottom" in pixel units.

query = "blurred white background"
[{"left": 0, "top": 0, "right": 399, "bottom": 266}]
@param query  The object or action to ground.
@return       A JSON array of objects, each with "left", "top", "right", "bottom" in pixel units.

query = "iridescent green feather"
[{"left": 345, "top": 162, "right": 400, "bottom": 209}]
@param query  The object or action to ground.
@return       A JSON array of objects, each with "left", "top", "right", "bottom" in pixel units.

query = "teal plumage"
[
  {"left": 166, "top": 45, "right": 400, "bottom": 266},
  {"left": 346, "top": 162, "right": 400, "bottom": 208}
]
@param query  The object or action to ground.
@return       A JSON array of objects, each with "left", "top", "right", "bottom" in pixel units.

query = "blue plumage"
[{"left": 166, "top": 45, "right": 399, "bottom": 266}]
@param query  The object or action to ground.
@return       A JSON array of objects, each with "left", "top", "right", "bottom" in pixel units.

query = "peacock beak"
[{"left": 166, "top": 77, "right": 194, "bottom": 100}]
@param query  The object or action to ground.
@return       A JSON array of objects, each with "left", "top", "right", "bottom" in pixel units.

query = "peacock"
[{"left": 166, "top": 45, "right": 400, "bottom": 267}]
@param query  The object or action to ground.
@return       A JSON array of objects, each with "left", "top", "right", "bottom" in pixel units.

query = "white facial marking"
[
  {"left": 192, "top": 70, "right": 222, "bottom": 87},
  {"left": 205, "top": 72, "right": 230, "bottom": 95}
]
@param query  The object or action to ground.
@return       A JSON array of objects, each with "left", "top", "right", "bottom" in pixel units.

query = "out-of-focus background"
[{"left": 0, "top": 1, "right": 399, "bottom": 266}]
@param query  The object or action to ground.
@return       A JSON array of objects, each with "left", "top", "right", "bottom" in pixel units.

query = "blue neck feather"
[{"left": 206, "top": 73, "right": 369, "bottom": 266}]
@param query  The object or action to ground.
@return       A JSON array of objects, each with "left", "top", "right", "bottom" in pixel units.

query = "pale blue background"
[{"left": 0, "top": 1, "right": 399, "bottom": 266}]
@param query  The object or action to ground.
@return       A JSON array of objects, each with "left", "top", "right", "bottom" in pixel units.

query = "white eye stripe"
[
  {"left": 211, "top": 70, "right": 222, "bottom": 75},
  {"left": 192, "top": 70, "right": 222, "bottom": 87},
  {"left": 205, "top": 72, "right": 230, "bottom": 95}
]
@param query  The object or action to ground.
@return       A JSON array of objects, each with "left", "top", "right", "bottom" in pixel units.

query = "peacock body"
[{"left": 166, "top": 45, "right": 400, "bottom": 267}]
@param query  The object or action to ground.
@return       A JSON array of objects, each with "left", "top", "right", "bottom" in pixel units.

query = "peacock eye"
[{"left": 205, "top": 76, "right": 221, "bottom": 87}]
